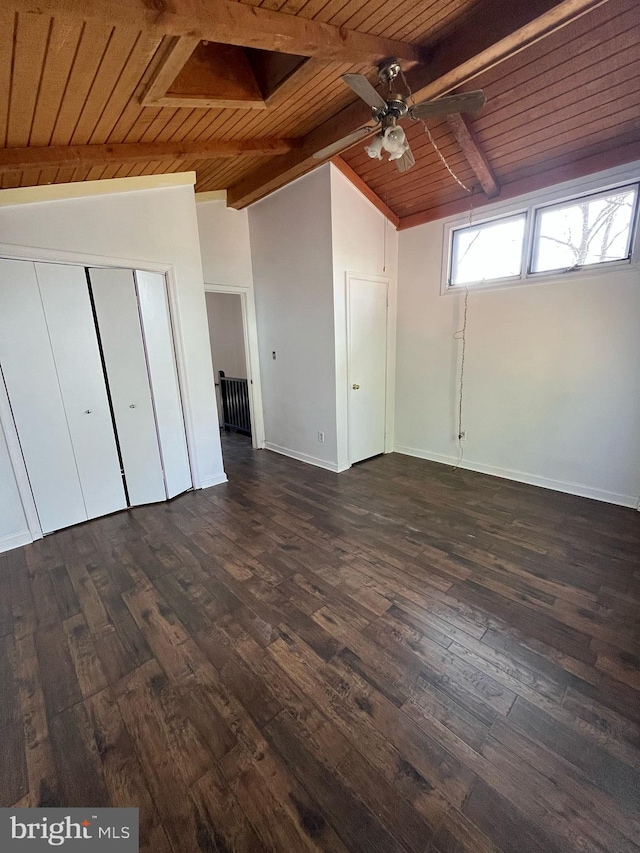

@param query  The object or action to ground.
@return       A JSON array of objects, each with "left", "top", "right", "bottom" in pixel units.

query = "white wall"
[
  {"left": 249, "top": 166, "right": 339, "bottom": 469},
  {"left": 195, "top": 195, "right": 266, "bottom": 449},
  {"left": 0, "top": 176, "right": 225, "bottom": 551},
  {"left": 196, "top": 199, "right": 254, "bottom": 288},
  {"left": 245, "top": 164, "right": 400, "bottom": 472},
  {"left": 395, "top": 166, "right": 640, "bottom": 507},
  {"left": 330, "top": 165, "right": 399, "bottom": 468}
]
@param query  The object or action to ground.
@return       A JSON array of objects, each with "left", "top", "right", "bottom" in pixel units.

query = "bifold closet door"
[
  {"left": 88, "top": 268, "right": 166, "bottom": 506},
  {"left": 0, "top": 260, "right": 87, "bottom": 533},
  {"left": 35, "top": 263, "right": 127, "bottom": 520},
  {"left": 135, "top": 271, "right": 192, "bottom": 498}
]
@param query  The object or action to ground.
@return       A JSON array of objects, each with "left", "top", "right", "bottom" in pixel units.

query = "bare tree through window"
[{"left": 534, "top": 189, "right": 636, "bottom": 272}]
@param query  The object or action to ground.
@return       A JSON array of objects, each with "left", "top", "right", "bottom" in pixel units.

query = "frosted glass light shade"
[{"left": 365, "top": 134, "right": 384, "bottom": 159}]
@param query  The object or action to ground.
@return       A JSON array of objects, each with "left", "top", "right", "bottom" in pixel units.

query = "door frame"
[
  {"left": 204, "top": 282, "right": 265, "bottom": 450},
  {"left": 0, "top": 242, "right": 203, "bottom": 545},
  {"left": 345, "top": 271, "right": 391, "bottom": 465}
]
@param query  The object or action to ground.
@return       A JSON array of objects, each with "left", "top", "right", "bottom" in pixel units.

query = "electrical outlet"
[
  {"left": 318, "top": 431, "right": 325, "bottom": 443},
  {"left": 458, "top": 430, "right": 467, "bottom": 441}
]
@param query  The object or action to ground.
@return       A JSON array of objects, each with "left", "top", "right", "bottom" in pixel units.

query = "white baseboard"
[
  {"left": 265, "top": 442, "right": 350, "bottom": 473},
  {"left": 198, "top": 473, "right": 229, "bottom": 489},
  {"left": 394, "top": 445, "right": 640, "bottom": 509},
  {"left": 0, "top": 529, "right": 33, "bottom": 554}
]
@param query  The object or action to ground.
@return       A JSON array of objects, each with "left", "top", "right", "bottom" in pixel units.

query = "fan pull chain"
[
  {"left": 421, "top": 120, "right": 473, "bottom": 196},
  {"left": 399, "top": 68, "right": 416, "bottom": 107},
  {"left": 400, "top": 67, "right": 474, "bottom": 207}
]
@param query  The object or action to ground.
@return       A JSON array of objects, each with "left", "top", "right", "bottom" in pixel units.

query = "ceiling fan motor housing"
[
  {"left": 386, "top": 94, "right": 409, "bottom": 118},
  {"left": 372, "top": 93, "right": 409, "bottom": 123}
]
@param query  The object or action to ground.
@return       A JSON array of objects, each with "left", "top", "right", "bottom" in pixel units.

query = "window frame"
[
  {"left": 441, "top": 174, "right": 640, "bottom": 295},
  {"left": 448, "top": 210, "right": 529, "bottom": 288}
]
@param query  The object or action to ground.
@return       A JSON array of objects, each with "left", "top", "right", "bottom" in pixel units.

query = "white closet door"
[
  {"left": 35, "top": 263, "right": 127, "bottom": 519},
  {"left": 348, "top": 275, "right": 388, "bottom": 464},
  {"left": 135, "top": 271, "right": 192, "bottom": 498},
  {"left": 0, "top": 259, "right": 87, "bottom": 533},
  {"left": 89, "top": 268, "right": 166, "bottom": 506}
]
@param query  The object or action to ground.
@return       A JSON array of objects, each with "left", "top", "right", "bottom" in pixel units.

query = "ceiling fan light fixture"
[{"left": 364, "top": 134, "right": 384, "bottom": 159}]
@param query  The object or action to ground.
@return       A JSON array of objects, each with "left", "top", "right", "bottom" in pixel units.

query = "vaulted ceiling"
[{"left": 1, "top": 0, "right": 639, "bottom": 227}]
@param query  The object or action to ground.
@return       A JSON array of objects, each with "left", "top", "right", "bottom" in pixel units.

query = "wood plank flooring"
[{"left": 1, "top": 432, "right": 639, "bottom": 852}]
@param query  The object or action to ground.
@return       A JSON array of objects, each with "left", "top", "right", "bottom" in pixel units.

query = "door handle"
[
  {"left": 84, "top": 409, "right": 92, "bottom": 414},
  {"left": 352, "top": 384, "right": 360, "bottom": 390},
  {"left": 129, "top": 404, "right": 136, "bottom": 408}
]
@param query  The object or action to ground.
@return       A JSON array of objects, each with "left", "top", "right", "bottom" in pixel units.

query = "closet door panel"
[
  {"left": 0, "top": 259, "right": 87, "bottom": 533},
  {"left": 135, "top": 271, "right": 192, "bottom": 498},
  {"left": 35, "top": 263, "right": 127, "bottom": 519},
  {"left": 88, "top": 268, "right": 166, "bottom": 506}
]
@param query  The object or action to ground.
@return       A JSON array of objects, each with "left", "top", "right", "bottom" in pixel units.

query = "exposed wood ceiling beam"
[
  {"left": 11, "top": 0, "right": 426, "bottom": 64},
  {"left": 447, "top": 114, "right": 500, "bottom": 199},
  {"left": 397, "top": 138, "right": 640, "bottom": 230},
  {"left": 404, "top": 0, "right": 611, "bottom": 103},
  {"left": 226, "top": 0, "right": 611, "bottom": 209},
  {"left": 331, "top": 157, "right": 400, "bottom": 228},
  {"left": 0, "top": 140, "right": 297, "bottom": 174}
]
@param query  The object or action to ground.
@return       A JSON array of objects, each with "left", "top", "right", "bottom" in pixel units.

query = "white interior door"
[
  {"left": 0, "top": 259, "right": 87, "bottom": 533},
  {"left": 135, "top": 270, "right": 191, "bottom": 498},
  {"left": 348, "top": 275, "right": 388, "bottom": 464},
  {"left": 89, "top": 267, "right": 166, "bottom": 506},
  {"left": 35, "top": 262, "right": 127, "bottom": 519}
]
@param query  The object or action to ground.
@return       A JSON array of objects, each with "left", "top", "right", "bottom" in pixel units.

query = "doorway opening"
[
  {"left": 206, "top": 291, "right": 250, "bottom": 437},
  {"left": 204, "top": 285, "right": 264, "bottom": 452}
]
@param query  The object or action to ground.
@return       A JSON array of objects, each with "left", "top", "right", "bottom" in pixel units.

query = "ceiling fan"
[{"left": 314, "top": 59, "right": 486, "bottom": 172}]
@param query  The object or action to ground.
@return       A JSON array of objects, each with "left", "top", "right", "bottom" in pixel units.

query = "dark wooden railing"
[{"left": 218, "top": 370, "right": 251, "bottom": 436}]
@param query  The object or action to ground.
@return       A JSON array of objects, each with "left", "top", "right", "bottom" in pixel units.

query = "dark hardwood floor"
[{"left": 2, "top": 432, "right": 639, "bottom": 852}]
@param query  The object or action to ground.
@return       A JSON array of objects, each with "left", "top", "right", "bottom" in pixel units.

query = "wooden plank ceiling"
[{"left": 1, "top": 0, "right": 638, "bottom": 228}]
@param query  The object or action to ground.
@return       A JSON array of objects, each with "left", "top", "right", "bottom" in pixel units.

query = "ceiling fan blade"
[
  {"left": 409, "top": 90, "right": 486, "bottom": 121},
  {"left": 342, "top": 73, "right": 387, "bottom": 111},
  {"left": 395, "top": 145, "right": 416, "bottom": 173},
  {"left": 313, "top": 126, "right": 378, "bottom": 160}
]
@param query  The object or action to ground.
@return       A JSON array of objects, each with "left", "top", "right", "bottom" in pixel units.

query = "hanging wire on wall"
[
  {"left": 400, "top": 68, "right": 475, "bottom": 469},
  {"left": 452, "top": 285, "right": 469, "bottom": 470},
  {"left": 383, "top": 194, "right": 388, "bottom": 272}
]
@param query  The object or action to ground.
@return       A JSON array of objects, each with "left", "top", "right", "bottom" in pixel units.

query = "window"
[
  {"left": 450, "top": 214, "right": 526, "bottom": 286},
  {"left": 445, "top": 180, "right": 639, "bottom": 291},
  {"left": 531, "top": 186, "right": 638, "bottom": 274}
]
